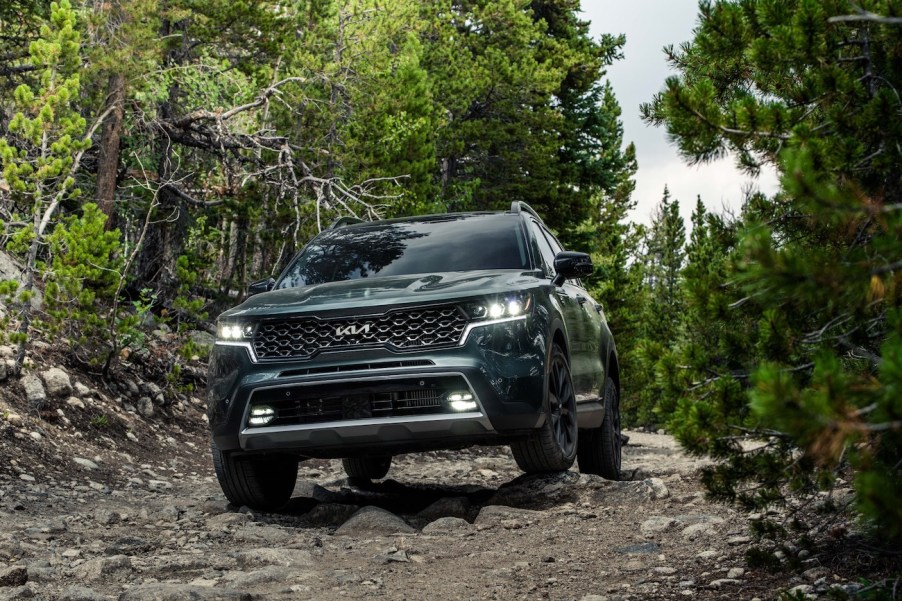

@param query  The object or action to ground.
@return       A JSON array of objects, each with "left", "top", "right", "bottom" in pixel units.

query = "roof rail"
[
  {"left": 329, "top": 216, "right": 365, "bottom": 229},
  {"left": 509, "top": 201, "right": 543, "bottom": 223}
]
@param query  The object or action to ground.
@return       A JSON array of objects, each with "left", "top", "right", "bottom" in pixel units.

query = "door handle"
[
  {"left": 594, "top": 302, "right": 603, "bottom": 314},
  {"left": 576, "top": 295, "right": 588, "bottom": 305}
]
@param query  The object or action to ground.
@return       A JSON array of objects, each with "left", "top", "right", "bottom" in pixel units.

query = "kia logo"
[{"left": 335, "top": 323, "right": 371, "bottom": 337}]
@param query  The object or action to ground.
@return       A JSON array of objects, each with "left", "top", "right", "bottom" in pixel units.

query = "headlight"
[
  {"left": 462, "top": 293, "right": 532, "bottom": 321},
  {"left": 217, "top": 322, "right": 255, "bottom": 341}
]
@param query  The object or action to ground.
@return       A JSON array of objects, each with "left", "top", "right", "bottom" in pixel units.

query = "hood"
[{"left": 219, "top": 270, "right": 543, "bottom": 319}]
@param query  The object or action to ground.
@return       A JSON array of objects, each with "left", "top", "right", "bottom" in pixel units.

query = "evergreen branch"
[
  {"left": 828, "top": 12, "right": 902, "bottom": 25},
  {"left": 686, "top": 106, "right": 791, "bottom": 141},
  {"left": 870, "top": 260, "right": 902, "bottom": 275}
]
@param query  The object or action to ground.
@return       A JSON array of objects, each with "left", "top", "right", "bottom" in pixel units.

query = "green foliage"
[
  {"left": 621, "top": 187, "right": 687, "bottom": 425},
  {"left": 644, "top": 0, "right": 902, "bottom": 544},
  {"left": 89, "top": 413, "right": 110, "bottom": 428},
  {"left": 42, "top": 203, "right": 124, "bottom": 360}
]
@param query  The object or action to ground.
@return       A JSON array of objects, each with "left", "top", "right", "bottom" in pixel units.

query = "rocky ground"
[{"left": 0, "top": 352, "right": 894, "bottom": 601}]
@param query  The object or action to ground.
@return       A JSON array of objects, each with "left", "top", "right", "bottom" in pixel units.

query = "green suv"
[{"left": 207, "top": 202, "right": 622, "bottom": 510}]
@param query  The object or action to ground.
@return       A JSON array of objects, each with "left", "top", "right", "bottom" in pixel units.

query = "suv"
[{"left": 207, "top": 202, "right": 622, "bottom": 510}]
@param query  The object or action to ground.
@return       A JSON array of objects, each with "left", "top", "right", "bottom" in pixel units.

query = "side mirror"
[
  {"left": 247, "top": 277, "right": 275, "bottom": 296},
  {"left": 552, "top": 251, "right": 592, "bottom": 286}
]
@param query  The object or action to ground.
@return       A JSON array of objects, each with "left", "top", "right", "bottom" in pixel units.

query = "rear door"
[{"left": 536, "top": 224, "right": 604, "bottom": 402}]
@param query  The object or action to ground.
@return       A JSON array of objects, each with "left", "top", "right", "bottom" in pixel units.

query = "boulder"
[
  {"left": 41, "top": 367, "right": 72, "bottom": 398},
  {"left": 21, "top": 374, "right": 46, "bottom": 408},
  {"left": 334, "top": 506, "right": 415, "bottom": 536}
]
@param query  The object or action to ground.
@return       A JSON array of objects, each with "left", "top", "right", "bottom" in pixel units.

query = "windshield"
[{"left": 277, "top": 214, "right": 529, "bottom": 288}]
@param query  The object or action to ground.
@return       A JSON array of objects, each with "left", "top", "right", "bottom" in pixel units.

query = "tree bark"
[{"left": 95, "top": 72, "right": 125, "bottom": 226}]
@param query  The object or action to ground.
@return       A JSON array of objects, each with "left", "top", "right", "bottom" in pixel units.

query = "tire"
[
  {"left": 342, "top": 455, "right": 392, "bottom": 480},
  {"left": 511, "top": 343, "right": 578, "bottom": 473},
  {"left": 577, "top": 376, "right": 622, "bottom": 480},
  {"left": 211, "top": 443, "right": 298, "bottom": 511}
]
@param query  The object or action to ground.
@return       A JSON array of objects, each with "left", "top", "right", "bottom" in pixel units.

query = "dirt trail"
[
  {"left": 2, "top": 406, "right": 829, "bottom": 601},
  {"left": 2, "top": 355, "right": 873, "bottom": 601}
]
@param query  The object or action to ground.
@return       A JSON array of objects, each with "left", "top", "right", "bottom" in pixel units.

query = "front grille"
[
  {"left": 253, "top": 306, "right": 468, "bottom": 360},
  {"left": 246, "top": 376, "right": 471, "bottom": 427}
]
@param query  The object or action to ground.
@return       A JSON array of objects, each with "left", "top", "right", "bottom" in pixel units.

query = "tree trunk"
[{"left": 95, "top": 74, "right": 125, "bottom": 225}]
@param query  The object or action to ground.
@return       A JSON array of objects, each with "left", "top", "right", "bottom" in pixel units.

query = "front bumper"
[{"left": 206, "top": 316, "right": 548, "bottom": 457}]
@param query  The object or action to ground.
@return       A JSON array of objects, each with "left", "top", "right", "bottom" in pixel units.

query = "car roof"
[{"left": 330, "top": 202, "right": 546, "bottom": 230}]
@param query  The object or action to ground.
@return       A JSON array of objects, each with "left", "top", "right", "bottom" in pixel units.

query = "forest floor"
[{"left": 0, "top": 356, "right": 896, "bottom": 601}]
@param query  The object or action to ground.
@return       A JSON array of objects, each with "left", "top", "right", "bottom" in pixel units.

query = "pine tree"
[
  {"left": 0, "top": 0, "right": 94, "bottom": 370},
  {"left": 622, "top": 187, "right": 686, "bottom": 424},
  {"left": 644, "top": 0, "right": 902, "bottom": 542}
]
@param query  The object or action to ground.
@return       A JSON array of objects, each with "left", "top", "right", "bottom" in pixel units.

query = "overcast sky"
[{"left": 581, "top": 1, "right": 779, "bottom": 226}]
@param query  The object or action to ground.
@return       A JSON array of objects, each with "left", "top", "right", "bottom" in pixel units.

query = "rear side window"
[{"left": 530, "top": 221, "right": 557, "bottom": 276}]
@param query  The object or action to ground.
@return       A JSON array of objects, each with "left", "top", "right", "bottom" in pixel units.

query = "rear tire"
[
  {"left": 342, "top": 455, "right": 392, "bottom": 480},
  {"left": 511, "top": 343, "right": 578, "bottom": 473},
  {"left": 577, "top": 376, "right": 622, "bottom": 480},
  {"left": 211, "top": 443, "right": 298, "bottom": 511}
]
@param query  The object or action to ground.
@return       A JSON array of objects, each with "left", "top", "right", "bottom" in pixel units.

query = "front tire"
[
  {"left": 577, "top": 376, "right": 622, "bottom": 480},
  {"left": 511, "top": 343, "right": 578, "bottom": 473},
  {"left": 342, "top": 455, "right": 392, "bottom": 480},
  {"left": 211, "top": 443, "right": 298, "bottom": 511}
]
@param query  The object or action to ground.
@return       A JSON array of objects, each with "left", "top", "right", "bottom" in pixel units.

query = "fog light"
[
  {"left": 248, "top": 405, "right": 275, "bottom": 426},
  {"left": 447, "top": 392, "right": 477, "bottom": 412}
]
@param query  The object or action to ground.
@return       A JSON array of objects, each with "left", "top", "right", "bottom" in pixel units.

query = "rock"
[
  {"left": 0, "top": 565, "right": 27, "bottom": 587},
  {"left": 0, "top": 361, "right": 6, "bottom": 381},
  {"left": 615, "top": 542, "right": 659, "bottom": 554},
  {"left": 802, "top": 567, "right": 830, "bottom": 582},
  {"left": 474, "top": 505, "right": 542, "bottom": 526},
  {"left": 334, "top": 506, "right": 415, "bottom": 536},
  {"left": 232, "top": 524, "right": 293, "bottom": 545},
  {"left": 727, "top": 535, "right": 751, "bottom": 545},
  {"left": 41, "top": 367, "right": 72, "bottom": 398},
  {"left": 385, "top": 550, "right": 409, "bottom": 563},
  {"left": 73, "top": 555, "right": 132, "bottom": 582},
  {"left": 21, "top": 375, "right": 46, "bottom": 409},
  {"left": 136, "top": 397, "right": 154, "bottom": 418},
  {"left": 652, "top": 567, "right": 678, "bottom": 575},
  {"left": 303, "top": 503, "right": 360, "bottom": 527},
  {"left": 74, "top": 382, "right": 92, "bottom": 397},
  {"left": 422, "top": 517, "right": 472, "bottom": 534},
  {"left": 206, "top": 513, "right": 252, "bottom": 529},
  {"left": 726, "top": 568, "right": 745, "bottom": 579},
  {"left": 0, "top": 584, "right": 35, "bottom": 600},
  {"left": 117, "top": 584, "right": 253, "bottom": 601},
  {"left": 682, "top": 523, "right": 718, "bottom": 539},
  {"left": 223, "top": 567, "right": 287, "bottom": 588},
  {"left": 188, "top": 330, "right": 215, "bottom": 352},
  {"left": 0, "top": 252, "right": 41, "bottom": 309},
  {"left": 488, "top": 471, "right": 583, "bottom": 506},
  {"left": 104, "top": 537, "right": 151, "bottom": 556},
  {"left": 789, "top": 584, "right": 814, "bottom": 595},
  {"left": 93, "top": 509, "right": 120, "bottom": 526},
  {"left": 644, "top": 478, "right": 670, "bottom": 499},
  {"left": 417, "top": 496, "right": 471, "bottom": 521},
  {"left": 709, "top": 579, "right": 740, "bottom": 588},
  {"left": 74, "top": 458, "right": 99, "bottom": 470},
  {"left": 641, "top": 516, "right": 677, "bottom": 535},
  {"left": 66, "top": 397, "right": 86, "bottom": 410},
  {"left": 234, "top": 548, "right": 313, "bottom": 569},
  {"left": 580, "top": 596, "right": 610, "bottom": 601},
  {"left": 59, "top": 587, "right": 109, "bottom": 601},
  {"left": 143, "top": 382, "right": 165, "bottom": 406}
]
